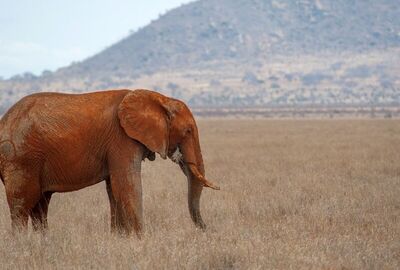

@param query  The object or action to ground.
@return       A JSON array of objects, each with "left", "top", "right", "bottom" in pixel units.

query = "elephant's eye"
[{"left": 184, "top": 127, "right": 192, "bottom": 135}]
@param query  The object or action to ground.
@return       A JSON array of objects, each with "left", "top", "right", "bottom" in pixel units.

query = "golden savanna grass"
[{"left": 0, "top": 119, "right": 399, "bottom": 269}]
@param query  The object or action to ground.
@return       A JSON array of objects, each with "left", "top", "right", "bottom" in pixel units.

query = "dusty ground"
[{"left": 0, "top": 119, "right": 399, "bottom": 269}]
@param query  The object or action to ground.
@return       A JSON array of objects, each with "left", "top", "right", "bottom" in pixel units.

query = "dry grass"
[{"left": 0, "top": 119, "right": 399, "bottom": 269}]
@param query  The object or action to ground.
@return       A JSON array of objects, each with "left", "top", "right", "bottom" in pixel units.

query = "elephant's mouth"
[
  {"left": 168, "top": 146, "right": 220, "bottom": 190},
  {"left": 143, "top": 148, "right": 156, "bottom": 161},
  {"left": 169, "top": 147, "right": 183, "bottom": 164}
]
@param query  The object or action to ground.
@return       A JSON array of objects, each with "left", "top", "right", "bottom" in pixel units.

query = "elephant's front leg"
[
  {"left": 110, "top": 168, "right": 143, "bottom": 236},
  {"left": 108, "top": 146, "right": 144, "bottom": 237}
]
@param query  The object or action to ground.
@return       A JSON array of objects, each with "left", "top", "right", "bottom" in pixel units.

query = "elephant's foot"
[
  {"left": 109, "top": 215, "right": 143, "bottom": 238},
  {"left": 31, "top": 216, "right": 48, "bottom": 232},
  {"left": 30, "top": 192, "right": 52, "bottom": 232},
  {"left": 120, "top": 206, "right": 143, "bottom": 237},
  {"left": 10, "top": 212, "right": 29, "bottom": 233}
]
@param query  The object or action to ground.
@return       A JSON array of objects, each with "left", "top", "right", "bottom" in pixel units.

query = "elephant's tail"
[{"left": 0, "top": 167, "right": 4, "bottom": 184}]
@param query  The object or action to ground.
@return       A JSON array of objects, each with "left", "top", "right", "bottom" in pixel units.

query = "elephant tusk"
[
  {"left": 187, "top": 163, "right": 220, "bottom": 190},
  {"left": 200, "top": 176, "right": 221, "bottom": 190}
]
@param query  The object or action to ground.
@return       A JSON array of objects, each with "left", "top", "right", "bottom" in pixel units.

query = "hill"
[{"left": 0, "top": 0, "right": 399, "bottom": 111}]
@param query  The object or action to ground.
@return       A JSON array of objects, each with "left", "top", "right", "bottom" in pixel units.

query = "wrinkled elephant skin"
[{"left": 0, "top": 89, "right": 219, "bottom": 236}]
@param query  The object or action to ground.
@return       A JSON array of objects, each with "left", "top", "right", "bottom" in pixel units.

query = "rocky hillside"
[
  {"left": 63, "top": 0, "right": 400, "bottom": 77},
  {"left": 0, "top": 0, "right": 399, "bottom": 111}
]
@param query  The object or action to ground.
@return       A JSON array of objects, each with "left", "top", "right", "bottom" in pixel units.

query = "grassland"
[{"left": 0, "top": 119, "right": 399, "bottom": 269}]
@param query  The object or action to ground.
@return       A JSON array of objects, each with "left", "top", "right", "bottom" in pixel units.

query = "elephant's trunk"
[
  {"left": 185, "top": 165, "right": 206, "bottom": 230},
  {"left": 179, "top": 128, "right": 219, "bottom": 230},
  {"left": 180, "top": 127, "right": 220, "bottom": 190}
]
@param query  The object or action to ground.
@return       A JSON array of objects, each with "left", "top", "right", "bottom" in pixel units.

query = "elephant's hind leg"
[
  {"left": 30, "top": 192, "right": 52, "bottom": 231},
  {"left": 4, "top": 169, "right": 41, "bottom": 232}
]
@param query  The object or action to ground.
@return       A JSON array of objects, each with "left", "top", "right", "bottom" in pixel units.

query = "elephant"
[{"left": 0, "top": 89, "right": 219, "bottom": 236}]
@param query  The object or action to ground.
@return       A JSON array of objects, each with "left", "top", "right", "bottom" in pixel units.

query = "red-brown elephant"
[{"left": 0, "top": 89, "right": 219, "bottom": 236}]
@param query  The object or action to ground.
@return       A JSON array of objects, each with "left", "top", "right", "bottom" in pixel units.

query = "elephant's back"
[
  {"left": 1, "top": 90, "right": 130, "bottom": 127},
  {"left": 0, "top": 90, "right": 130, "bottom": 158},
  {"left": 0, "top": 92, "right": 64, "bottom": 140},
  {"left": 0, "top": 92, "right": 72, "bottom": 129}
]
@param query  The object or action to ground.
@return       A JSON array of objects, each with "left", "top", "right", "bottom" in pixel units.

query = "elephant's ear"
[{"left": 118, "top": 90, "right": 170, "bottom": 159}]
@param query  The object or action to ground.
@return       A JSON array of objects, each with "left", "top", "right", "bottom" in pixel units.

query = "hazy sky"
[{"left": 0, "top": 0, "right": 193, "bottom": 79}]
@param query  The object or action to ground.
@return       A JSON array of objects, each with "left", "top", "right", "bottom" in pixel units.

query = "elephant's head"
[{"left": 118, "top": 89, "right": 219, "bottom": 229}]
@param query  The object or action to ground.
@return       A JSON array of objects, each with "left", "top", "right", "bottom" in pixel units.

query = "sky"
[{"left": 0, "top": 0, "right": 193, "bottom": 79}]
